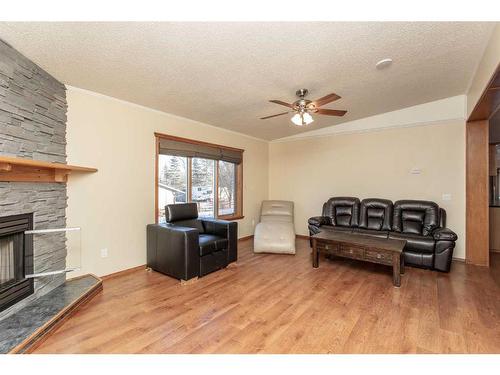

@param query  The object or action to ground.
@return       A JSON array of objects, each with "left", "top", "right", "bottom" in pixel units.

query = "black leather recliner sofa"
[
  {"left": 147, "top": 203, "right": 237, "bottom": 281},
  {"left": 308, "top": 197, "right": 458, "bottom": 272}
]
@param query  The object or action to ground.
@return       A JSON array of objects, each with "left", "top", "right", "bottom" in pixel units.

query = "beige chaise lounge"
[{"left": 253, "top": 200, "right": 296, "bottom": 254}]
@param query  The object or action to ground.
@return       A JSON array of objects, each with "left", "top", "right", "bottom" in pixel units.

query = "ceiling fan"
[{"left": 260, "top": 89, "right": 347, "bottom": 126}]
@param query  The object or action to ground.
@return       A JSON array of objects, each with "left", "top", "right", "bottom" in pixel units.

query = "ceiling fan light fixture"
[
  {"left": 303, "top": 112, "right": 314, "bottom": 125},
  {"left": 291, "top": 112, "right": 314, "bottom": 126},
  {"left": 263, "top": 89, "right": 346, "bottom": 125},
  {"left": 291, "top": 113, "right": 303, "bottom": 126}
]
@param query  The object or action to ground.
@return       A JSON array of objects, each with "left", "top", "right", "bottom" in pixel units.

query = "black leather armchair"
[
  {"left": 308, "top": 197, "right": 458, "bottom": 272},
  {"left": 147, "top": 203, "right": 237, "bottom": 281}
]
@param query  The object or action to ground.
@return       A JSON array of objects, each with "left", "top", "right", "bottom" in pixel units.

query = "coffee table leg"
[
  {"left": 312, "top": 239, "right": 319, "bottom": 268},
  {"left": 400, "top": 254, "right": 405, "bottom": 275},
  {"left": 392, "top": 254, "right": 401, "bottom": 287}
]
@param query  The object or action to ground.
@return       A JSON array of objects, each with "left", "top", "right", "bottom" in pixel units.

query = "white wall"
[
  {"left": 66, "top": 87, "right": 268, "bottom": 277},
  {"left": 269, "top": 98, "right": 466, "bottom": 259}
]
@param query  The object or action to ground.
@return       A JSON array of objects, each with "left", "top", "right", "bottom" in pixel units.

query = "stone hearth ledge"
[{"left": 0, "top": 274, "right": 102, "bottom": 354}]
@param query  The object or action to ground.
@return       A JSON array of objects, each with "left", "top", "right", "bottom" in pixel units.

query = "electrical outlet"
[
  {"left": 100, "top": 248, "right": 108, "bottom": 258},
  {"left": 442, "top": 193, "right": 452, "bottom": 201},
  {"left": 410, "top": 168, "right": 421, "bottom": 175}
]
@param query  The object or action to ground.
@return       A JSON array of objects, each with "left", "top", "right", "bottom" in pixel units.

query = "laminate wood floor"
[{"left": 33, "top": 238, "right": 500, "bottom": 354}]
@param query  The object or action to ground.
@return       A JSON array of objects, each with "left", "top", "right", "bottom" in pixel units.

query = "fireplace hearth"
[{"left": 0, "top": 213, "right": 34, "bottom": 313}]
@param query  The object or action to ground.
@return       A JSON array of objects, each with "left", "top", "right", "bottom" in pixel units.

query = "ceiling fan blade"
[
  {"left": 269, "top": 100, "right": 294, "bottom": 108},
  {"left": 316, "top": 108, "right": 347, "bottom": 116},
  {"left": 260, "top": 111, "right": 290, "bottom": 120},
  {"left": 313, "top": 93, "right": 341, "bottom": 107}
]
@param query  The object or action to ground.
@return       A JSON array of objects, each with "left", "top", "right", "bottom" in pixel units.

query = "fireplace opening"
[
  {"left": 1, "top": 235, "right": 17, "bottom": 286},
  {"left": 0, "top": 213, "right": 34, "bottom": 313}
]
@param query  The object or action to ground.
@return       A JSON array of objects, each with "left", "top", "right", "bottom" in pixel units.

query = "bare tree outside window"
[
  {"left": 157, "top": 153, "right": 239, "bottom": 222},
  {"left": 191, "top": 158, "right": 215, "bottom": 217},
  {"left": 218, "top": 161, "right": 236, "bottom": 216},
  {"left": 158, "top": 155, "right": 187, "bottom": 223}
]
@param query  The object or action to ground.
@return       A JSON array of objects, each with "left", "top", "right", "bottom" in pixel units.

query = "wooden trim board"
[
  {"left": 296, "top": 234, "right": 310, "bottom": 240},
  {"left": 154, "top": 136, "right": 160, "bottom": 223},
  {"left": 468, "top": 63, "right": 500, "bottom": 122},
  {"left": 466, "top": 120, "right": 490, "bottom": 267},
  {"left": 238, "top": 235, "right": 254, "bottom": 241},
  {"left": 101, "top": 265, "right": 147, "bottom": 280},
  {"left": 154, "top": 132, "right": 245, "bottom": 153}
]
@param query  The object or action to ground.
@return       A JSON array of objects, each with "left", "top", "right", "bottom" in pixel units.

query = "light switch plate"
[
  {"left": 100, "top": 248, "right": 108, "bottom": 258},
  {"left": 410, "top": 168, "right": 421, "bottom": 175}
]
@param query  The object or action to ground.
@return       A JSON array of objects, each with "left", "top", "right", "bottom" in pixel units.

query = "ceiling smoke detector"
[{"left": 376, "top": 58, "right": 393, "bottom": 70}]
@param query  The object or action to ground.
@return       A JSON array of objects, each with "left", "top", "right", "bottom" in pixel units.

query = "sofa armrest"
[
  {"left": 433, "top": 228, "right": 457, "bottom": 272},
  {"left": 308, "top": 216, "right": 331, "bottom": 227},
  {"left": 202, "top": 218, "right": 238, "bottom": 263},
  {"left": 432, "top": 227, "right": 458, "bottom": 241},
  {"left": 146, "top": 224, "right": 200, "bottom": 281}
]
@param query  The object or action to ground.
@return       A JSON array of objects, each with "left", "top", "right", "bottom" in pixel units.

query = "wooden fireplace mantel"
[{"left": 0, "top": 156, "right": 97, "bottom": 183}]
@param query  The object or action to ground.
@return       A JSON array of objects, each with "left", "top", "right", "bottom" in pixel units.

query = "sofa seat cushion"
[
  {"left": 200, "top": 249, "right": 228, "bottom": 276},
  {"left": 353, "top": 228, "right": 389, "bottom": 239},
  {"left": 254, "top": 221, "right": 296, "bottom": 254},
  {"left": 389, "top": 232, "right": 435, "bottom": 254},
  {"left": 199, "top": 234, "right": 228, "bottom": 256}
]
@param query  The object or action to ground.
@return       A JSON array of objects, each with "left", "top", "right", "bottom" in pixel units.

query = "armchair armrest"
[
  {"left": 202, "top": 218, "right": 238, "bottom": 263},
  {"left": 146, "top": 223, "right": 200, "bottom": 281},
  {"left": 432, "top": 227, "right": 458, "bottom": 241},
  {"left": 308, "top": 216, "right": 331, "bottom": 227},
  {"left": 202, "top": 218, "right": 234, "bottom": 237}
]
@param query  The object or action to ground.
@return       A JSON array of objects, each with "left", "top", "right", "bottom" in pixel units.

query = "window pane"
[
  {"left": 218, "top": 161, "right": 236, "bottom": 216},
  {"left": 191, "top": 158, "right": 215, "bottom": 218},
  {"left": 158, "top": 155, "right": 187, "bottom": 223}
]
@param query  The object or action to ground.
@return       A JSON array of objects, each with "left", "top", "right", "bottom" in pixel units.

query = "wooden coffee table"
[{"left": 311, "top": 231, "right": 406, "bottom": 287}]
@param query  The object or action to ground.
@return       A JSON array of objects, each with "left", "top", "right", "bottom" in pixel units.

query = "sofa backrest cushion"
[
  {"left": 359, "top": 198, "right": 393, "bottom": 231},
  {"left": 260, "top": 200, "right": 294, "bottom": 223},
  {"left": 392, "top": 200, "right": 439, "bottom": 236},
  {"left": 165, "top": 203, "right": 205, "bottom": 232},
  {"left": 322, "top": 197, "right": 360, "bottom": 227}
]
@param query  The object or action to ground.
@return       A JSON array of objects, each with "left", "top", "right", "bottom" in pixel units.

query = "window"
[
  {"left": 157, "top": 155, "right": 187, "bottom": 223},
  {"left": 218, "top": 160, "right": 236, "bottom": 217},
  {"left": 191, "top": 158, "right": 215, "bottom": 218},
  {"left": 155, "top": 133, "right": 243, "bottom": 223}
]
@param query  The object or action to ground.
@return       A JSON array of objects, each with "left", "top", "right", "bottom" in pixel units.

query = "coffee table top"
[{"left": 311, "top": 231, "right": 406, "bottom": 253}]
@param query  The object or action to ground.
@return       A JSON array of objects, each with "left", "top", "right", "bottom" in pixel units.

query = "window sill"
[{"left": 218, "top": 215, "right": 244, "bottom": 221}]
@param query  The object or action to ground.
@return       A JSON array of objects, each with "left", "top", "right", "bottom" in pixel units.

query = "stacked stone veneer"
[{"left": 0, "top": 39, "right": 68, "bottom": 317}]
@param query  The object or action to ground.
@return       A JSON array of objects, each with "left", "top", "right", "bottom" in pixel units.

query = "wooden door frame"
[
  {"left": 466, "top": 120, "right": 490, "bottom": 266},
  {"left": 466, "top": 64, "right": 500, "bottom": 266}
]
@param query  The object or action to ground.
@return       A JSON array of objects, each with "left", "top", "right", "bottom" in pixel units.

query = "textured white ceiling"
[{"left": 0, "top": 22, "right": 494, "bottom": 140}]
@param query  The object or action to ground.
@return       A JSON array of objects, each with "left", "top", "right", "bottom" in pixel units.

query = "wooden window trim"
[
  {"left": 155, "top": 132, "right": 245, "bottom": 153},
  {"left": 155, "top": 133, "right": 244, "bottom": 223},
  {"left": 217, "top": 161, "right": 243, "bottom": 220}
]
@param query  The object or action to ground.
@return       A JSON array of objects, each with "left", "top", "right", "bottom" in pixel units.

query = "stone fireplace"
[{"left": 0, "top": 39, "right": 68, "bottom": 318}]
